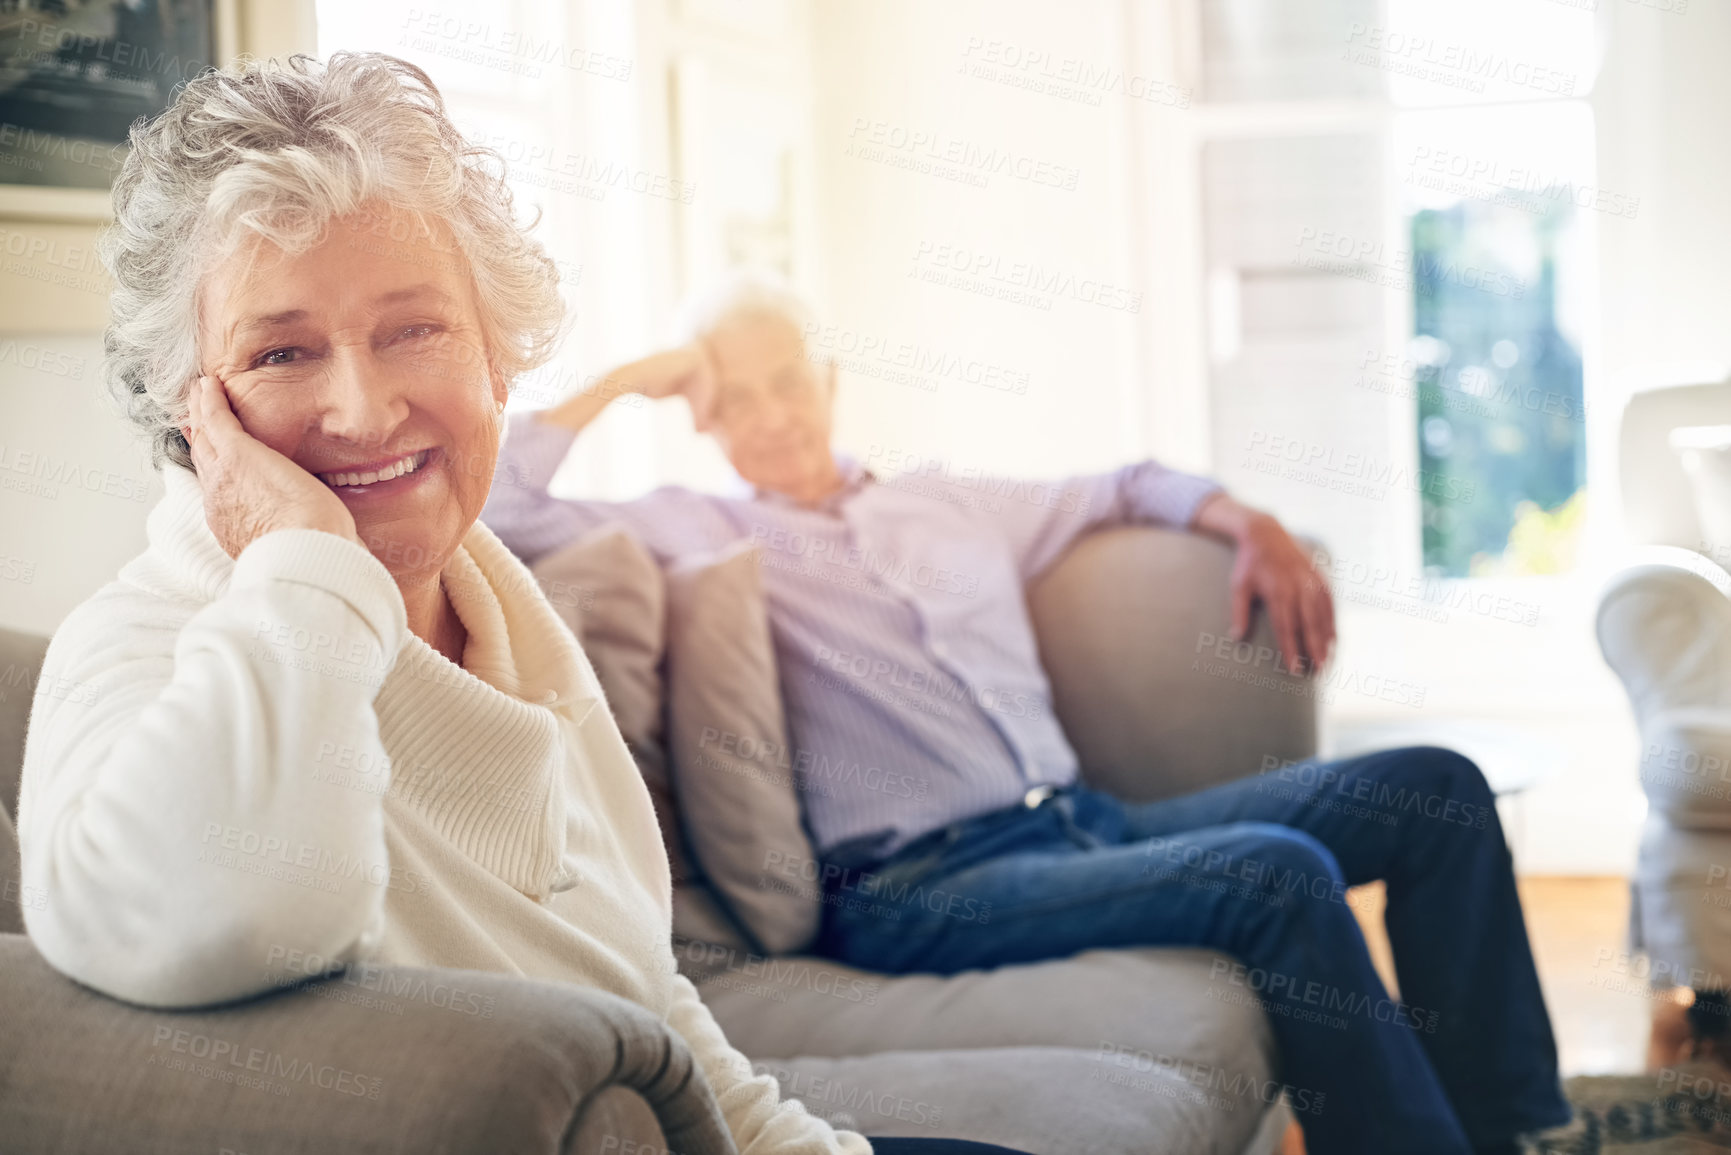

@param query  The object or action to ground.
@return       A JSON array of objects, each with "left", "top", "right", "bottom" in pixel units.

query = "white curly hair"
[{"left": 99, "top": 50, "right": 568, "bottom": 471}]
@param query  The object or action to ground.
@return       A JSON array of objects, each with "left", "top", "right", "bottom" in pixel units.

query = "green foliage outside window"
[{"left": 1411, "top": 197, "right": 1586, "bottom": 576}]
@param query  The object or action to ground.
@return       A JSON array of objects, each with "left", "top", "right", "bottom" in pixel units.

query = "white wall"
[
  {"left": 1319, "top": 0, "right": 1731, "bottom": 875},
  {"left": 807, "top": 0, "right": 1168, "bottom": 484},
  {"left": 5, "top": 1, "right": 1731, "bottom": 877},
  {"left": 1593, "top": 0, "right": 1731, "bottom": 399},
  {"left": 796, "top": 0, "right": 1731, "bottom": 876},
  {"left": 0, "top": 334, "right": 162, "bottom": 633},
  {"left": 0, "top": 0, "right": 316, "bottom": 637}
]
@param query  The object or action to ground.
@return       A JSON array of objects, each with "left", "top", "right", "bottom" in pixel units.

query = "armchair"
[
  {"left": 1595, "top": 380, "right": 1731, "bottom": 1004},
  {"left": 0, "top": 625, "right": 733, "bottom": 1155}
]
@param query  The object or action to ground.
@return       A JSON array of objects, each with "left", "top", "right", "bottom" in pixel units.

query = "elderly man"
[{"left": 481, "top": 276, "right": 1568, "bottom": 1155}]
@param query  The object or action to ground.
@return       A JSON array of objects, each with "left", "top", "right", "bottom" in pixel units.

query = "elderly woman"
[{"left": 12, "top": 52, "right": 1021, "bottom": 1155}]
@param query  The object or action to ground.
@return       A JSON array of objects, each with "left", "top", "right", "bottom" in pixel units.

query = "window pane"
[
  {"left": 1379, "top": 0, "right": 1599, "bottom": 108},
  {"left": 1202, "top": 134, "right": 1410, "bottom": 572},
  {"left": 1404, "top": 105, "right": 1592, "bottom": 575},
  {"left": 1200, "top": 0, "right": 1381, "bottom": 103}
]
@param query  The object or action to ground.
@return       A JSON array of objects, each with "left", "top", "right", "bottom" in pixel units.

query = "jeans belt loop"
[{"left": 1023, "top": 783, "right": 1058, "bottom": 809}]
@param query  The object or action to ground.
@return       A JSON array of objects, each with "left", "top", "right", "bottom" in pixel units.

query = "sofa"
[
  {"left": 0, "top": 524, "right": 1321, "bottom": 1154},
  {"left": 1596, "top": 380, "right": 1731, "bottom": 994}
]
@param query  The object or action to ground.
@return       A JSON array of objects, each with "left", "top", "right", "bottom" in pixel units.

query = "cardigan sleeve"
[
  {"left": 664, "top": 973, "right": 873, "bottom": 1155},
  {"left": 16, "top": 527, "right": 408, "bottom": 1008}
]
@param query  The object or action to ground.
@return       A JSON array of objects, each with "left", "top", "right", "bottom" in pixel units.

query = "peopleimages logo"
[
  {"left": 811, "top": 644, "right": 1046, "bottom": 722},
  {"left": 762, "top": 850, "right": 994, "bottom": 925},
  {"left": 1093, "top": 1042, "right": 1326, "bottom": 1117},
  {"left": 862, "top": 445, "right": 1093, "bottom": 514},
  {"left": 697, "top": 727, "right": 929, "bottom": 801},
  {"left": 1404, "top": 146, "right": 1641, "bottom": 221},
  {"left": 804, "top": 323, "right": 1031, "bottom": 395},
  {"left": 1240, "top": 431, "right": 1476, "bottom": 506},
  {"left": 398, "top": 9, "right": 633, "bottom": 81},
  {"left": 1293, "top": 227, "right": 1525, "bottom": 300},
  {"left": 956, "top": 37, "right": 1192, "bottom": 109},
  {"left": 1342, "top": 23, "right": 1577, "bottom": 97},
  {"left": 1209, "top": 958, "right": 1441, "bottom": 1035},
  {"left": 749, "top": 523, "right": 982, "bottom": 597},
  {"left": 0, "top": 122, "right": 124, "bottom": 175},
  {"left": 148, "top": 1026, "right": 383, "bottom": 1099},
  {"left": 198, "top": 823, "right": 432, "bottom": 896},
  {"left": 0, "top": 339, "right": 88, "bottom": 379},
  {"left": 462, "top": 125, "right": 696, "bottom": 204},
  {"left": 910, "top": 240, "right": 1142, "bottom": 313},
  {"left": 1257, "top": 755, "right": 1493, "bottom": 830},
  {"left": 0, "top": 443, "right": 150, "bottom": 503},
  {"left": 11, "top": 18, "right": 211, "bottom": 82},
  {"left": 845, "top": 117, "right": 1080, "bottom": 191}
]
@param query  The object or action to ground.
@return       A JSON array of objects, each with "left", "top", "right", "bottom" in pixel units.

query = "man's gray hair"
[
  {"left": 100, "top": 51, "right": 567, "bottom": 470},
  {"left": 672, "top": 268, "right": 820, "bottom": 347}
]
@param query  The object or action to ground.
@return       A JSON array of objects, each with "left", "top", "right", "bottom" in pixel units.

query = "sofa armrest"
[
  {"left": 1596, "top": 547, "right": 1731, "bottom": 721},
  {"left": 1596, "top": 549, "right": 1731, "bottom": 826},
  {"left": 1028, "top": 526, "right": 1322, "bottom": 803},
  {"left": 0, "top": 934, "right": 736, "bottom": 1155}
]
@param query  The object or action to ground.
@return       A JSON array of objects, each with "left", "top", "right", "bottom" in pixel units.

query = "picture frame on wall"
[{"left": 0, "top": 0, "right": 221, "bottom": 221}]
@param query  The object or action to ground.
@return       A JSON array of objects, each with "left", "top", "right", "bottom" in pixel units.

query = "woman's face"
[{"left": 196, "top": 204, "right": 505, "bottom": 585}]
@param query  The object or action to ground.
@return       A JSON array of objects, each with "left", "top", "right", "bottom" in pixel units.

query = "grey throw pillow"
[
  {"left": 665, "top": 543, "right": 822, "bottom": 956},
  {"left": 529, "top": 526, "right": 697, "bottom": 884}
]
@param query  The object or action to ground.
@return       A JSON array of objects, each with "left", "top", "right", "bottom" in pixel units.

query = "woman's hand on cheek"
[{"left": 182, "top": 375, "right": 360, "bottom": 558}]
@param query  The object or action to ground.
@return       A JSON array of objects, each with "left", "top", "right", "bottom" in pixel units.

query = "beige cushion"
[
  {"left": 530, "top": 525, "right": 697, "bottom": 884},
  {"left": 698, "top": 946, "right": 1272, "bottom": 1079},
  {"left": 1029, "top": 527, "right": 1320, "bottom": 802},
  {"left": 761, "top": 1045, "right": 1273, "bottom": 1155},
  {"left": 665, "top": 543, "right": 821, "bottom": 955},
  {"left": 698, "top": 945, "right": 1287, "bottom": 1154},
  {"left": 0, "top": 627, "right": 50, "bottom": 937}
]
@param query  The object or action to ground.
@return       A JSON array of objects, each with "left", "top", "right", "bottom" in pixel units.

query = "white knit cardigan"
[{"left": 16, "top": 462, "right": 867, "bottom": 1155}]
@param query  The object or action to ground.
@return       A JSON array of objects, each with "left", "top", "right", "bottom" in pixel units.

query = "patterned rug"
[{"left": 1523, "top": 1065, "right": 1731, "bottom": 1153}]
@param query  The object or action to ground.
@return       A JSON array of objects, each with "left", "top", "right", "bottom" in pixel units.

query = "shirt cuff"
[
  {"left": 500, "top": 409, "right": 580, "bottom": 493},
  {"left": 1167, "top": 474, "right": 1226, "bottom": 529},
  {"left": 1126, "top": 464, "right": 1225, "bottom": 529},
  {"left": 231, "top": 528, "right": 408, "bottom": 656}
]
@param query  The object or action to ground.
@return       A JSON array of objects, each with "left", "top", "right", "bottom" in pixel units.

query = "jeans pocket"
[{"left": 854, "top": 833, "right": 956, "bottom": 899}]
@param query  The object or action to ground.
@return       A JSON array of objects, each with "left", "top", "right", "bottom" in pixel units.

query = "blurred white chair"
[{"left": 1596, "top": 380, "right": 1731, "bottom": 1003}]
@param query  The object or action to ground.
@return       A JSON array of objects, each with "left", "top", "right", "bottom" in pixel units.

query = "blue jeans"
[{"left": 813, "top": 746, "right": 1571, "bottom": 1154}]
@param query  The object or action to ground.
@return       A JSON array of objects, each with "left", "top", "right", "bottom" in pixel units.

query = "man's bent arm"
[
  {"left": 948, "top": 458, "right": 1334, "bottom": 675},
  {"left": 952, "top": 456, "right": 1223, "bottom": 583},
  {"left": 485, "top": 368, "right": 737, "bottom": 566},
  {"left": 481, "top": 408, "right": 607, "bottom": 566}
]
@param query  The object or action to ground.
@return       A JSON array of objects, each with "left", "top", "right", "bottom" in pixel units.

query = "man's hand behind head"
[
  {"left": 546, "top": 343, "right": 718, "bottom": 437},
  {"left": 615, "top": 344, "right": 717, "bottom": 417}
]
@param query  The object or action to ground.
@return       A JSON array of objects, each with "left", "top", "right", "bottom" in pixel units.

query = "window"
[
  {"left": 1408, "top": 168, "right": 1587, "bottom": 574},
  {"left": 1191, "top": 0, "right": 1598, "bottom": 578}
]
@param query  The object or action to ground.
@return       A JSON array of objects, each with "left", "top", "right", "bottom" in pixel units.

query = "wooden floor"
[{"left": 1350, "top": 877, "right": 1648, "bottom": 1076}]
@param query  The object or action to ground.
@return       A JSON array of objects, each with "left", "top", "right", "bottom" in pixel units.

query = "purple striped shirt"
[{"left": 482, "top": 411, "right": 1222, "bottom": 864}]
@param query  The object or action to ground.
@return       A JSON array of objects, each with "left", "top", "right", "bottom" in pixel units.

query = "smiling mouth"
[{"left": 316, "top": 449, "right": 431, "bottom": 490}]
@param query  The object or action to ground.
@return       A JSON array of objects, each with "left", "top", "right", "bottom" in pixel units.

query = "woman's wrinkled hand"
[{"left": 181, "top": 374, "right": 360, "bottom": 559}]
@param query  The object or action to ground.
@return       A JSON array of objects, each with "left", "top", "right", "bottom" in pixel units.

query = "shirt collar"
[{"left": 752, "top": 451, "right": 872, "bottom": 513}]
